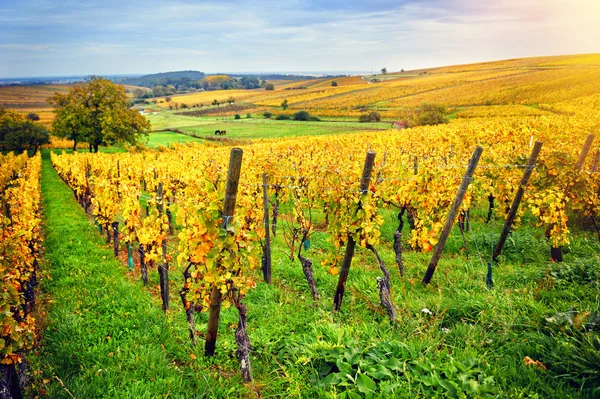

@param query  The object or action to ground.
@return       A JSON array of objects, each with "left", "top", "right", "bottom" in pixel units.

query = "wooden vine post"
[
  {"left": 422, "top": 146, "right": 483, "bottom": 285},
  {"left": 333, "top": 150, "right": 376, "bottom": 312},
  {"left": 493, "top": 141, "right": 543, "bottom": 261},
  {"left": 205, "top": 148, "right": 243, "bottom": 357},
  {"left": 112, "top": 221, "right": 119, "bottom": 257},
  {"left": 574, "top": 134, "right": 595, "bottom": 171},
  {"left": 591, "top": 150, "right": 599, "bottom": 173},
  {"left": 157, "top": 182, "right": 170, "bottom": 311},
  {"left": 262, "top": 173, "right": 272, "bottom": 284}
]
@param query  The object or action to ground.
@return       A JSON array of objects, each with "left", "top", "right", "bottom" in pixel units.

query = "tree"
[
  {"left": 240, "top": 76, "right": 260, "bottom": 89},
  {"left": 410, "top": 103, "right": 448, "bottom": 126},
  {"left": 331, "top": 81, "right": 338, "bottom": 87},
  {"left": 133, "top": 88, "right": 145, "bottom": 98},
  {"left": 227, "top": 96, "right": 235, "bottom": 104},
  {"left": 26, "top": 112, "right": 40, "bottom": 121},
  {"left": 0, "top": 105, "right": 23, "bottom": 124},
  {"left": 265, "top": 83, "right": 275, "bottom": 91},
  {"left": 293, "top": 111, "right": 310, "bottom": 121},
  {"left": 381, "top": 68, "right": 387, "bottom": 75},
  {"left": 1, "top": 120, "right": 50, "bottom": 154},
  {"left": 0, "top": 109, "right": 49, "bottom": 154},
  {"left": 50, "top": 76, "right": 151, "bottom": 153},
  {"left": 281, "top": 99, "right": 289, "bottom": 110}
]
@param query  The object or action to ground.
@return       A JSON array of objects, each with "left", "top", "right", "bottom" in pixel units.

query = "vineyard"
[
  {"left": 1, "top": 54, "right": 600, "bottom": 398},
  {"left": 13, "top": 113, "right": 597, "bottom": 397},
  {"left": 1, "top": 153, "right": 42, "bottom": 395}
]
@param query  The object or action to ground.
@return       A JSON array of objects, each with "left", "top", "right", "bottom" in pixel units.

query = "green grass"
[
  {"left": 145, "top": 131, "right": 204, "bottom": 148},
  {"left": 146, "top": 110, "right": 389, "bottom": 141},
  {"left": 29, "top": 150, "right": 600, "bottom": 398}
]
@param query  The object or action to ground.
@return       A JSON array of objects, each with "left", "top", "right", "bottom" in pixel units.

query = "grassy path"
[{"left": 27, "top": 153, "right": 212, "bottom": 398}]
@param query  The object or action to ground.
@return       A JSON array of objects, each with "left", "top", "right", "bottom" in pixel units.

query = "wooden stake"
[
  {"left": 205, "top": 148, "right": 243, "bottom": 357},
  {"left": 112, "top": 221, "right": 119, "bottom": 257},
  {"left": 333, "top": 150, "right": 376, "bottom": 311},
  {"left": 262, "top": 173, "right": 272, "bottom": 284},
  {"left": 591, "top": 150, "right": 599, "bottom": 173},
  {"left": 493, "top": 141, "right": 543, "bottom": 262},
  {"left": 575, "top": 134, "right": 595, "bottom": 171},
  {"left": 422, "top": 146, "right": 483, "bottom": 285},
  {"left": 157, "top": 182, "right": 169, "bottom": 311}
]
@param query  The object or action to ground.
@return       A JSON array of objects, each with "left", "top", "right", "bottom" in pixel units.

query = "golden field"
[{"left": 2, "top": 53, "right": 599, "bottom": 125}]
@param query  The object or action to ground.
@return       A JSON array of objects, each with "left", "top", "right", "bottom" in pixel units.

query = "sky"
[{"left": 1, "top": 0, "right": 599, "bottom": 77}]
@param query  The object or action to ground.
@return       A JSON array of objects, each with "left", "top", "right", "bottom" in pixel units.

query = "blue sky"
[{"left": 0, "top": 0, "right": 599, "bottom": 77}]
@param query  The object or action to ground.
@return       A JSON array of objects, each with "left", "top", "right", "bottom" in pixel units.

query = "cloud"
[{"left": 0, "top": 0, "right": 598, "bottom": 77}]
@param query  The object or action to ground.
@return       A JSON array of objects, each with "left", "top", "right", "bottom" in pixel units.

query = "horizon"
[
  {"left": 2, "top": 52, "right": 598, "bottom": 82},
  {"left": 1, "top": 0, "right": 599, "bottom": 78}
]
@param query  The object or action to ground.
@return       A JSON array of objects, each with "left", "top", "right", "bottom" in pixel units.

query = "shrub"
[
  {"left": 26, "top": 113, "right": 40, "bottom": 121},
  {"left": 411, "top": 103, "right": 447, "bottom": 126},
  {"left": 359, "top": 111, "right": 381, "bottom": 123},
  {"left": 234, "top": 114, "right": 241, "bottom": 119},
  {"left": 265, "top": 83, "right": 275, "bottom": 90},
  {"left": 246, "top": 113, "right": 251, "bottom": 118},
  {"left": 331, "top": 81, "right": 338, "bottom": 87},
  {"left": 263, "top": 111, "right": 273, "bottom": 119},
  {"left": 293, "top": 110, "right": 311, "bottom": 121},
  {"left": 308, "top": 116, "right": 321, "bottom": 121},
  {"left": 275, "top": 114, "right": 291, "bottom": 120}
]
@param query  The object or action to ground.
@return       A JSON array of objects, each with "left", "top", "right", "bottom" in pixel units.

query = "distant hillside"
[{"left": 119, "top": 71, "right": 205, "bottom": 88}]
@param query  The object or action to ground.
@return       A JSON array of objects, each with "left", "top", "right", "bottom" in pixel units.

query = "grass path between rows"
[{"left": 26, "top": 153, "right": 218, "bottom": 398}]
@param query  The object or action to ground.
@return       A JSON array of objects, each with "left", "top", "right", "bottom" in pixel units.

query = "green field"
[
  {"left": 145, "top": 131, "right": 204, "bottom": 148},
  {"left": 145, "top": 111, "right": 390, "bottom": 141}
]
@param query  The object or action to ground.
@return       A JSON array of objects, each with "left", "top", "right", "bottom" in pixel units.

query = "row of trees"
[
  {"left": 51, "top": 76, "right": 151, "bottom": 152},
  {"left": 132, "top": 76, "right": 271, "bottom": 101}
]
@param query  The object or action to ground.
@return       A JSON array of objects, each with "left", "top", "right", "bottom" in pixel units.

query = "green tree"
[
  {"left": 331, "top": 81, "right": 338, "bottom": 87},
  {"left": 240, "top": 76, "right": 260, "bottom": 89},
  {"left": 50, "top": 76, "right": 151, "bottom": 153},
  {"left": 411, "top": 103, "right": 448, "bottom": 126},
  {"left": 281, "top": 99, "right": 289, "bottom": 110},
  {"left": 26, "top": 112, "right": 40, "bottom": 121},
  {"left": 265, "top": 83, "right": 275, "bottom": 90},
  {"left": 381, "top": 68, "right": 387, "bottom": 74},
  {"left": 0, "top": 105, "right": 23, "bottom": 124},
  {"left": 0, "top": 110, "right": 50, "bottom": 154},
  {"left": 293, "top": 110, "right": 310, "bottom": 121}
]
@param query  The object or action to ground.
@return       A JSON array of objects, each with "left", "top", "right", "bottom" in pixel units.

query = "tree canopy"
[
  {"left": 0, "top": 106, "right": 50, "bottom": 154},
  {"left": 50, "top": 76, "right": 151, "bottom": 152}
]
